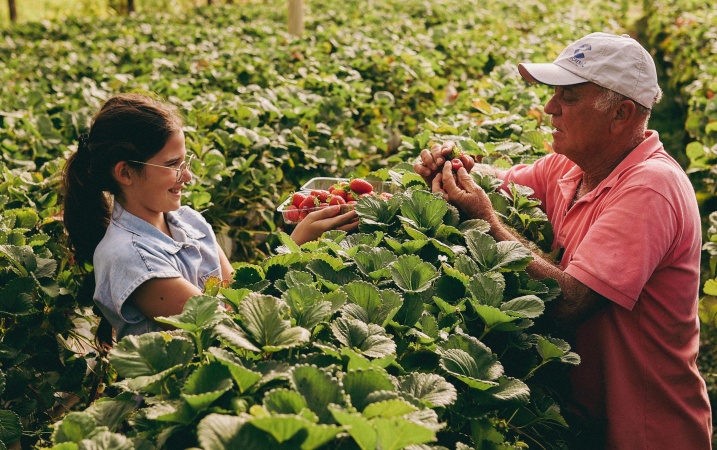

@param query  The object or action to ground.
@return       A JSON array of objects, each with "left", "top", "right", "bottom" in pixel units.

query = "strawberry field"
[{"left": 1, "top": 0, "right": 716, "bottom": 448}]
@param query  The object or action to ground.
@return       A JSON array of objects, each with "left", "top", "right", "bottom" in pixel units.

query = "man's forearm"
[{"left": 487, "top": 219, "right": 607, "bottom": 329}]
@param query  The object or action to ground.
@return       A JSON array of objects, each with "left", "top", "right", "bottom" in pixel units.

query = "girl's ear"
[{"left": 113, "top": 161, "right": 133, "bottom": 186}]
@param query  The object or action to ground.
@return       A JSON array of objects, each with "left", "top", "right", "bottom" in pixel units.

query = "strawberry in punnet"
[
  {"left": 299, "top": 194, "right": 318, "bottom": 210},
  {"left": 349, "top": 178, "right": 373, "bottom": 195},
  {"left": 311, "top": 190, "right": 330, "bottom": 202},
  {"left": 285, "top": 205, "right": 301, "bottom": 222},
  {"left": 291, "top": 192, "right": 307, "bottom": 208},
  {"left": 329, "top": 195, "right": 346, "bottom": 206}
]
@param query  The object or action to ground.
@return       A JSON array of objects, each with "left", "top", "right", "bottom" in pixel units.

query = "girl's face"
[{"left": 120, "top": 130, "right": 192, "bottom": 227}]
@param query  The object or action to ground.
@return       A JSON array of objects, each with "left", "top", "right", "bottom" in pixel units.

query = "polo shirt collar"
[{"left": 557, "top": 130, "right": 662, "bottom": 204}]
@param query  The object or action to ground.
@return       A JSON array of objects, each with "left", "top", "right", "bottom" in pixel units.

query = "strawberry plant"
[
  {"left": 0, "top": 162, "right": 104, "bottom": 448},
  {"left": 45, "top": 182, "right": 575, "bottom": 449}
]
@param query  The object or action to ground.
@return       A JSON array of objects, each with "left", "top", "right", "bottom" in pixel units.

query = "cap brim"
[{"left": 518, "top": 63, "right": 588, "bottom": 86}]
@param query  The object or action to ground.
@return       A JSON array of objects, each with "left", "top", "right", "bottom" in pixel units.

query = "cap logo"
[{"left": 568, "top": 44, "right": 591, "bottom": 67}]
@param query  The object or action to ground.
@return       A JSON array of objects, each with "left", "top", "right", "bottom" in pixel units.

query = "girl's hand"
[{"left": 290, "top": 205, "right": 359, "bottom": 245}]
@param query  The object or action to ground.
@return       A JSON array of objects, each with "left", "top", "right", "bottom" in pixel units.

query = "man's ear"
[
  {"left": 113, "top": 161, "right": 134, "bottom": 186},
  {"left": 611, "top": 100, "right": 638, "bottom": 132}
]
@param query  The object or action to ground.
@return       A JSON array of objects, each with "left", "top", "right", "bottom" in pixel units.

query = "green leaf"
[
  {"left": 353, "top": 246, "right": 397, "bottom": 279},
  {"left": 78, "top": 430, "right": 133, "bottom": 450},
  {"left": 215, "top": 322, "right": 262, "bottom": 353},
  {"left": 207, "top": 347, "right": 262, "bottom": 393},
  {"left": 155, "top": 295, "right": 225, "bottom": 332},
  {"left": 472, "top": 304, "right": 521, "bottom": 332},
  {"left": 467, "top": 272, "right": 505, "bottom": 307},
  {"left": 390, "top": 255, "right": 439, "bottom": 293},
  {"left": 342, "top": 281, "right": 403, "bottom": 326},
  {"left": 196, "top": 413, "right": 246, "bottom": 450},
  {"left": 249, "top": 415, "right": 341, "bottom": 448},
  {"left": 329, "top": 407, "right": 377, "bottom": 450},
  {"left": 0, "top": 245, "right": 35, "bottom": 276},
  {"left": 439, "top": 334, "right": 503, "bottom": 390},
  {"left": 465, "top": 231, "right": 532, "bottom": 272},
  {"left": 239, "top": 294, "right": 310, "bottom": 352},
  {"left": 331, "top": 406, "right": 436, "bottom": 450},
  {"left": 282, "top": 284, "right": 332, "bottom": 330},
  {"left": 263, "top": 389, "right": 308, "bottom": 415},
  {"left": 307, "top": 259, "right": 359, "bottom": 291},
  {"left": 109, "top": 333, "right": 194, "bottom": 381},
  {"left": 342, "top": 368, "right": 395, "bottom": 411},
  {"left": 84, "top": 395, "right": 138, "bottom": 432},
  {"left": 398, "top": 373, "right": 457, "bottom": 408},
  {"left": 331, "top": 318, "right": 397, "bottom": 359},
  {"left": 51, "top": 412, "right": 96, "bottom": 444},
  {"left": 373, "top": 416, "right": 436, "bottom": 449},
  {"left": 704, "top": 279, "right": 717, "bottom": 296},
  {"left": 0, "top": 277, "right": 35, "bottom": 316},
  {"left": 182, "top": 363, "right": 234, "bottom": 411},
  {"left": 230, "top": 263, "right": 265, "bottom": 289},
  {"left": 399, "top": 190, "right": 447, "bottom": 232},
  {"left": 356, "top": 195, "right": 402, "bottom": 231},
  {"left": 0, "top": 410, "right": 21, "bottom": 445},
  {"left": 362, "top": 399, "right": 417, "bottom": 419},
  {"left": 290, "top": 365, "right": 344, "bottom": 423},
  {"left": 536, "top": 337, "right": 580, "bottom": 366},
  {"left": 484, "top": 377, "right": 531, "bottom": 404},
  {"left": 501, "top": 295, "right": 544, "bottom": 318}
]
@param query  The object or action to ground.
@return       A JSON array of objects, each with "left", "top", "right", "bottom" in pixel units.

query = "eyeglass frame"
[{"left": 126, "top": 154, "right": 195, "bottom": 182}]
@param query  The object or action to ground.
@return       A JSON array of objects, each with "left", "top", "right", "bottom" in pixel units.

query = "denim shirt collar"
[{"left": 110, "top": 202, "right": 207, "bottom": 254}]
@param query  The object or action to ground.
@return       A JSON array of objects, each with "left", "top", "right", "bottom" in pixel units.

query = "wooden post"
[
  {"left": 8, "top": 0, "right": 17, "bottom": 22},
  {"left": 287, "top": 0, "right": 304, "bottom": 36},
  {"left": 127, "top": 0, "right": 135, "bottom": 13}
]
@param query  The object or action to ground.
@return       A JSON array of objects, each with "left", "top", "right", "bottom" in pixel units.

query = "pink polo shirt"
[{"left": 503, "top": 131, "right": 712, "bottom": 449}]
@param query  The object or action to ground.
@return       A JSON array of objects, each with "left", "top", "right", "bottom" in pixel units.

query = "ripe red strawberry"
[
  {"left": 331, "top": 188, "right": 347, "bottom": 200},
  {"left": 311, "top": 190, "right": 330, "bottom": 202},
  {"left": 349, "top": 179, "right": 373, "bottom": 195},
  {"left": 299, "top": 194, "right": 317, "bottom": 210},
  {"left": 285, "top": 205, "right": 300, "bottom": 222},
  {"left": 451, "top": 158, "right": 463, "bottom": 171},
  {"left": 329, "top": 195, "right": 346, "bottom": 206},
  {"left": 291, "top": 192, "right": 307, "bottom": 208}
]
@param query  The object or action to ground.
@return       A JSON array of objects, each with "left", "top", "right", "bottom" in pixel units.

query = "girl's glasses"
[{"left": 127, "top": 154, "right": 195, "bottom": 182}]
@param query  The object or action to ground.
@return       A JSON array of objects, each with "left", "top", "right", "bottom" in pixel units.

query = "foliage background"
[{"left": 0, "top": 0, "right": 716, "bottom": 448}]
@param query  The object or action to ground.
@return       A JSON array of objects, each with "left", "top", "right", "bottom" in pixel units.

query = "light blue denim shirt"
[{"left": 93, "top": 202, "right": 222, "bottom": 341}]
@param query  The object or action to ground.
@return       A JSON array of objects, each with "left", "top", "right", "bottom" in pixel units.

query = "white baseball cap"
[{"left": 518, "top": 32, "right": 661, "bottom": 109}]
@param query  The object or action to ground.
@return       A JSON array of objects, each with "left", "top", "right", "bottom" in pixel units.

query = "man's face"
[{"left": 544, "top": 83, "right": 613, "bottom": 164}]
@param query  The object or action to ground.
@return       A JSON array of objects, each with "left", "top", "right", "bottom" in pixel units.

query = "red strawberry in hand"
[
  {"left": 285, "top": 205, "right": 300, "bottom": 222},
  {"left": 329, "top": 195, "right": 346, "bottom": 206},
  {"left": 349, "top": 178, "right": 373, "bottom": 195},
  {"left": 451, "top": 158, "right": 463, "bottom": 171},
  {"left": 291, "top": 192, "right": 307, "bottom": 208},
  {"left": 299, "top": 194, "right": 317, "bottom": 210}
]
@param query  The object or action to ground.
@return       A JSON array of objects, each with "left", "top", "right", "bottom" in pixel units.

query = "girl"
[{"left": 63, "top": 93, "right": 357, "bottom": 341}]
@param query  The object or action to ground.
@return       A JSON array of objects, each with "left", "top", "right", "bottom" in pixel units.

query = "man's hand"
[
  {"left": 414, "top": 141, "right": 475, "bottom": 186},
  {"left": 433, "top": 160, "right": 501, "bottom": 229},
  {"left": 290, "top": 205, "right": 359, "bottom": 245}
]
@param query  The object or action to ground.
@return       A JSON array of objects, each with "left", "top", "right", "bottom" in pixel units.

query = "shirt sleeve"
[
  {"left": 564, "top": 185, "right": 677, "bottom": 309},
  {"left": 97, "top": 239, "right": 183, "bottom": 324}
]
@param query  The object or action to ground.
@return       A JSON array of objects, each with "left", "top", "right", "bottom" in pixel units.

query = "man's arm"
[{"left": 436, "top": 162, "right": 608, "bottom": 329}]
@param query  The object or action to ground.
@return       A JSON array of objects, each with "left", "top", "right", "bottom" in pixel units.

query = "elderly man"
[{"left": 415, "top": 32, "right": 712, "bottom": 449}]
